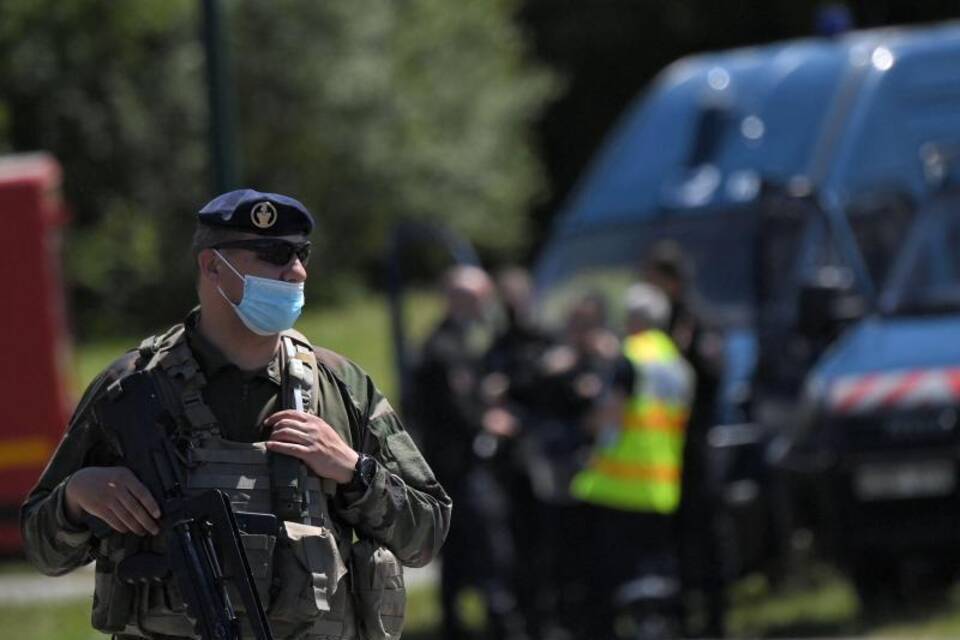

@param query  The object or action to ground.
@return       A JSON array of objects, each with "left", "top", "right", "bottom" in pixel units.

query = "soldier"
[{"left": 20, "top": 189, "right": 451, "bottom": 640}]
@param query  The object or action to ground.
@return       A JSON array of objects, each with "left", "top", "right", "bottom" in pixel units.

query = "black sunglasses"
[{"left": 212, "top": 239, "right": 311, "bottom": 267}]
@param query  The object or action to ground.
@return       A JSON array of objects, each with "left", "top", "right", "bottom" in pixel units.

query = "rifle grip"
[{"left": 117, "top": 552, "right": 171, "bottom": 584}]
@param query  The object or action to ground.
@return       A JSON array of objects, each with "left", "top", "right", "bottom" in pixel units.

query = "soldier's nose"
[{"left": 283, "top": 258, "right": 308, "bottom": 283}]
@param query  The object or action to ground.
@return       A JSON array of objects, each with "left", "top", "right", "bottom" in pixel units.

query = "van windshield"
[
  {"left": 534, "top": 205, "right": 759, "bottom": 331},
  {"left": 882, "top": 195, "right": 960, "bottom": 315}
]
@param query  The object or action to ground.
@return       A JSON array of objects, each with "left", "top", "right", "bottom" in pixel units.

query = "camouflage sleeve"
[
  {"left": 19, "top": 354, "right": 134, "bottom": 576},
  {"left": 326, "top": 355, "right": 452, "bottom": 568}
]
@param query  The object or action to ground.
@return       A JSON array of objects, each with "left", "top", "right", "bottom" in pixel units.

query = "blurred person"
[
  {"left": 526, "top": 291, "right": 621, "bottom": 638},
  {"left": 643, "top": 241, "right": 727, "bottom": 637},
  {"left": 20, "top": 189, "right": 450, "bottom": 639},
  {"left": 411, "top": 264, "right": 506, "bottom": 640},
  {"left": 529, "top": 291, "right": 621, "bottom": 499},
  {"left": 570, "top": 282, "right": 695, "bottom": 640},
  {"left": 474, "top": 266, "right": 554, "bottom": 640},
  {"left": 479, "top": 273, "right": 622, "bottom": 639}
]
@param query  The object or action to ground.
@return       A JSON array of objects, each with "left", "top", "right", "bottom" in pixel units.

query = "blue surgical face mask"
[{"left": 214, "top": 250, "right": 305, "bottom": 336}]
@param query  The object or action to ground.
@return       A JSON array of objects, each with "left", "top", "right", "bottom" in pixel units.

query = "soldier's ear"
[{"left": 198, "top": 248, "right": 221, "bottom": 284}]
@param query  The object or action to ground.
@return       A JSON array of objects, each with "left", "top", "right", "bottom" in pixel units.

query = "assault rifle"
[{"left": 90, "top": 371, "right": 275, "bottom": 640}]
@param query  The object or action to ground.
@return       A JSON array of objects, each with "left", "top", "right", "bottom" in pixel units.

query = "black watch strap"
[{"left": 344, "top": 453, "right": 376, "bottom": 492}]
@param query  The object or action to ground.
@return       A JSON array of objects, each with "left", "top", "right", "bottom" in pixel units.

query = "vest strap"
[
  {"left": 145, "top": 325, "right": 222, "bottom": 440},
  {"left": 270, "top": 335, "right": 326, "bottom": 524}
]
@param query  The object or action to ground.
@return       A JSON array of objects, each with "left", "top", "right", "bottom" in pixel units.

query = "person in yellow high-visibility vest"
[{"left": 570, "top": 282, "right": 695, "bottom": 639}]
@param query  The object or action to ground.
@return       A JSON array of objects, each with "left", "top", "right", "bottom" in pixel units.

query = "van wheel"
[
  {"left": 852, "top": 555, "right": 955, "bottom": 618},
  {"left": 851, "top": 557, "right": 901, "bottom": 619}
]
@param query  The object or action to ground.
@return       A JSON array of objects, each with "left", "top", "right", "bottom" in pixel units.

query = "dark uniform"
[
  {"left": 412, "top": 313, "right": 499, "bottom": 640},
  {"left": 478, "top": 309, "right": 554, "bottom": 639},
  {"left": 670, "top": 297, "right": 726, "bottom": 639},
  {"left": 569, "top": 334, "right": 690, "bottom": 640},
  {"left": 20, "top": 190, "right": 451, "bottom": 640},
  {"left": 481, "top": 289, "right": 620, "bottom": 639},
  {"left": 644, "top": 243, "right": 727, "bottom": 638}
]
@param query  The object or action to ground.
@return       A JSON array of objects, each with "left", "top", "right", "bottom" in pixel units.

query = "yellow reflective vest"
[{"left": 571, "top": 330, "right": 694, "bottom": 513}]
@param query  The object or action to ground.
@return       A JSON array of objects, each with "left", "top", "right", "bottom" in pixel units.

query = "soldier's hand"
[
  {"left": 64, "top": 466, "right": 162, "bottom": 536},
  {"left": 264, "top": 410, "right": 360, "bottom": 484}
]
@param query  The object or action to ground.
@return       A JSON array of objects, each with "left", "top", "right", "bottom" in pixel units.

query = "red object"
[
  {"left": 831, "top": 367, "right": 960, "bottom": 415},
  {"left": 0, "top": 154, "right": 73, "bottom": 554}
]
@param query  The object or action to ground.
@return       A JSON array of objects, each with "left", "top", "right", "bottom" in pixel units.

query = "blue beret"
[{"left": 198, "top": 189, "right": 314, "bottom": 236}]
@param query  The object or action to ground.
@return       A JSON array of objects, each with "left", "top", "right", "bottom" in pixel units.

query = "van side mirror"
[
  {"left": 920, "top": 141, "right": 960, "bottom": 190},
  {"left": 797, "top": 266, "right": 865, "bottom": 340}
]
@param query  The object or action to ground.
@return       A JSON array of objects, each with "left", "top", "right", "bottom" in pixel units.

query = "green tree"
[
  {"left": 0, "top": 0, "right": 555, "bottom": 336},
  {"left": 232, "top": 0, "right": 557, "bottom": 279},
  {"left": 0, "top": 0, "right": 553, "bottom": 332},
  {"left": 0, "top": 0, "right": 206, "bottom": 336}
]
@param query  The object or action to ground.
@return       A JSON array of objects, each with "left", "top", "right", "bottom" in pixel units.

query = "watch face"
[{"left": 358, "top": 454, "right": 376, "bottom": 485}]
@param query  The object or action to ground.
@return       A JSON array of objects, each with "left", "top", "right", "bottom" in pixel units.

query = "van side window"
[
  {"left": 895, "top": 197, "right": 960, "bottom": 312},
  {"left": 846, "top": 194, "right": 915, "bottom": 287}
]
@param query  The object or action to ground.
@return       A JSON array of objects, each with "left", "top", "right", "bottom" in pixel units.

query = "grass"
[
  {"left": 400, "top": 583, "right": 485, "bottom": 640},
  {"left": 5, "top": 570, "right": 960, "bottom": 639},
  {"left": 727, "top": 567, "right": 861, "bottom": 637},
  {"left": 0, "top": 590, "right": 438, "bottom": 640},
  {"left": 0, "top": 581, "right": 483, "bottom": 640},
  {"left": 725, "top": 565, "right": 960, "bottom": 639},
  {"left": 0, "top": 599, "right": 104, "bottom": 640},
  {"left": 871, "top": 600, "right": 960, "bottom": 639}
]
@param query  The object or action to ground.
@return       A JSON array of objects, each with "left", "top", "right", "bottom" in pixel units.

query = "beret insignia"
[{"left": 251, "top": 201, "right": 278, "bottom": 229}]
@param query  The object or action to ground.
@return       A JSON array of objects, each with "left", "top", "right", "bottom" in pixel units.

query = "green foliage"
[
  {"left": 0, "top": 1, "right": 554, "bottom": 337},
  {"left": 66, "top": 206, "right": 167, "bottom": 336},
  {"left": 232, "top": 0, "right": 557, "bottom": 273},
  {"left": 0, "top": 0, "right": 207, "bottom": 336}
]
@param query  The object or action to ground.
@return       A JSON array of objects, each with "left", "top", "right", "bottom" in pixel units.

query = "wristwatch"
[{"left": 344, "top": 453, "right": 376, "bottom": 492}]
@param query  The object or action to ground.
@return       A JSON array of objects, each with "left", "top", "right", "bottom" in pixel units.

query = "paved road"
[
  {"left": 0, "top": 564, "right": 95, "bottom": 605},
  {"left": 0, "top": 561, "right": 438, "bottom": 605}
]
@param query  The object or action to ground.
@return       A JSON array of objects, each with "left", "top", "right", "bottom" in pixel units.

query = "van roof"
[{"left": 552, "top": 21, "right": 960, "bottom": 239}]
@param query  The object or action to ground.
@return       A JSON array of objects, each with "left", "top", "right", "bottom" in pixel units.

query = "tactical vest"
[
  {"left": 571, "top": 330, "right": 694, "bottom": 514},
  {"left": 90, "top": 324, "right": 404, "bottom": 640}
]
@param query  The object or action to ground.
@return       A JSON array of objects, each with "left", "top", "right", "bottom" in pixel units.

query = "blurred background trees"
[
  {"left": 0, "top": 0, "right": 555, "bottom": 336},
  {"left": 0, "top": 0, "right": 956, "bottom": 337},
  {"left": 0, "top": 1, "right": 207, "bottom": 335}
]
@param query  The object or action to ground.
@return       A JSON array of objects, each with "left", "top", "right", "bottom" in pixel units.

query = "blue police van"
[
  {"left": 779, "top": 185, "right": 960, "bottom": 605},
  {"left": 534, "top": 21, "right": 960, "bottom": 606}
]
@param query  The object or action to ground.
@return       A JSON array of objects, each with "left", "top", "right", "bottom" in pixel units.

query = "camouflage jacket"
[{"left": 20, "top": 319, "right": 452, "bottom": 580}]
